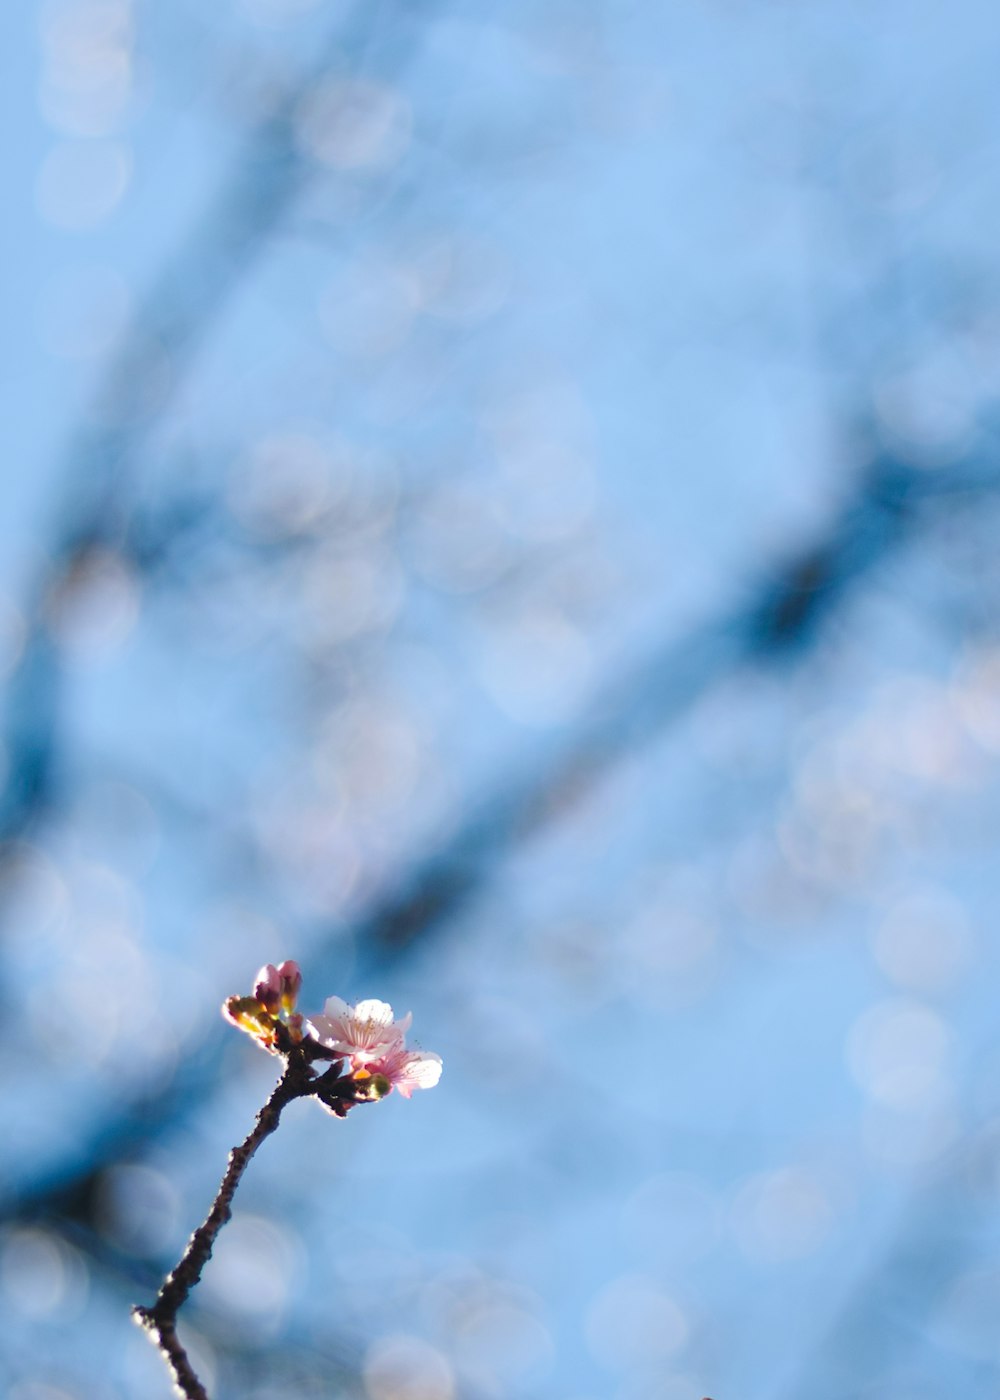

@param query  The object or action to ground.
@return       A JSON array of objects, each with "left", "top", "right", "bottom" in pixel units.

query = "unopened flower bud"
[
  {"left": 223, "top": 995, "right": 279, "bottom": 1048},
  {"left": 225, "top": 960, "right": 307, "bottom": 1055},
  {"left": 275, "top": 960, "right": 302, "bottom": 1013},
  {"left": 252, "top": 964, "right": 283, "bottom": 1013}
]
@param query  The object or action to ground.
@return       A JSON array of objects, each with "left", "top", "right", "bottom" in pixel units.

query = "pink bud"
[
  {"left": 276, "top": 960, "right": 302, "bottom": 1009},
  {"left": 252, "top": 964, "right": 282, "bottom": 1012}
]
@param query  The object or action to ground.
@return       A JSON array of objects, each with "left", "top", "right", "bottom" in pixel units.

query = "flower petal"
[
  {"left": 401, "top": 1051, "right": 443, "bottom": 1088},
  {"left": 308, "top": 997, "right": 410, "bottom": 1061},
  {"left": 322, "top": 995, "right": 352, "bottom": 1022},
  {"left": 391, "top": 1050, "right": 443, "bottom": 1098},
  {"left": 352, "top": 999, "right": 396, "bottom": 1027}
]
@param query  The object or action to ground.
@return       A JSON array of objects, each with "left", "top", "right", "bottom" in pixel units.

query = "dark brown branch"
[{"left": 132, "top": 1048, "right": 360, "bottom": 1399}]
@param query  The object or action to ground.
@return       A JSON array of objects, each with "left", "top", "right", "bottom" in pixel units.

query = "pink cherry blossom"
[
  {"left": 225, "top": 970, "right": 441, "bottom": 1096},
  {"left": 369, "top": 1041, "right": 443, "bottom": 1099},
  {"left": 307, "top": 997, "right": 412, "bottom": 1068}
]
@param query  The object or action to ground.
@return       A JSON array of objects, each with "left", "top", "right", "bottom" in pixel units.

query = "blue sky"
[{"left": 5, "top": 2, "right": 1000, "bottom": 1397}]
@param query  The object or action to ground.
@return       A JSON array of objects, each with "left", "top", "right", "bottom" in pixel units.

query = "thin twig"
[{"left": 132, "top": 1048, "right": 358, "bottom": 1398}]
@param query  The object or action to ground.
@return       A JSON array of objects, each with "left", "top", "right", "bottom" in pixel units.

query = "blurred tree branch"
[
  {"left": 6, "top": 421, "right": 1000, "bottom": 1233},
  {"left": 0, "top": 0, "right": 434, "bottom": 846},
  {"left": 5, "top": 5, "right": 1000, "bottom": 1353},
  {"left": 339, "top": 429, "right": 1000, "bottom": 973}
]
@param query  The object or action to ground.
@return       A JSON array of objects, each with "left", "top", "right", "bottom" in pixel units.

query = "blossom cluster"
[{"left": 223, "top": 961, "right": 442, "bottom": 1100}]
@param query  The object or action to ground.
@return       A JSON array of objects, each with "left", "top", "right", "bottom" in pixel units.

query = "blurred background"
[{"left": 4, "top": 0, "right": 1000, "bottom": 1397}]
